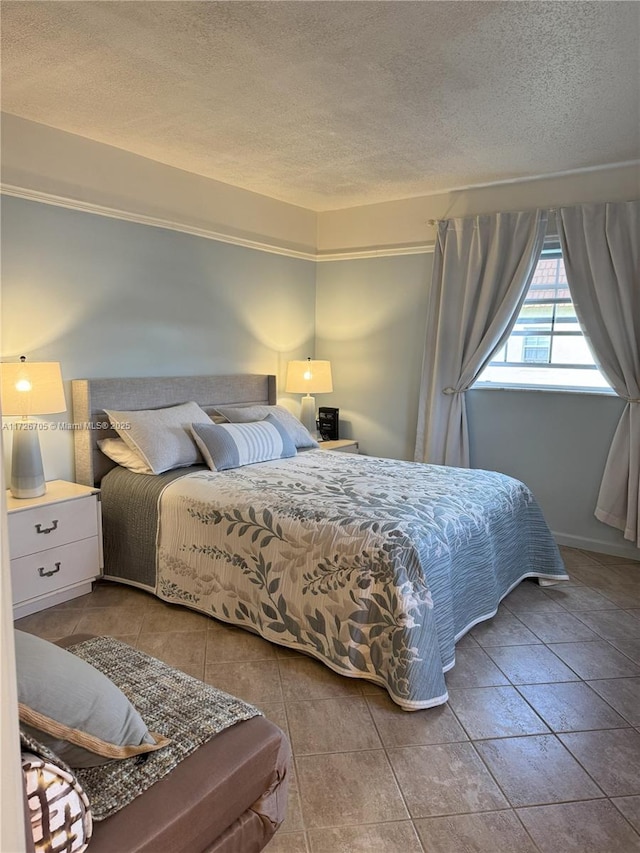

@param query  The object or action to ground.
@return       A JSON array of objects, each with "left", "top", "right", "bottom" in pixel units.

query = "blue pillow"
[
  {"left": 190, "top": 413, "right": 297, "bottom": 471},
  {"left": 15, "top": 631, "right": 168, "bottom": 768}
]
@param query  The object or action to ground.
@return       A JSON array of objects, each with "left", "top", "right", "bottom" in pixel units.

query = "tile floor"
[{"left": 15, "top": 546, "right": 640, "bottom": 852}]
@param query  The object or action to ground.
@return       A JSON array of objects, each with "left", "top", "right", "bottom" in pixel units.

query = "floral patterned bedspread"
[{"left": 156, "top": 451, "right": 568, "bottom": 709}]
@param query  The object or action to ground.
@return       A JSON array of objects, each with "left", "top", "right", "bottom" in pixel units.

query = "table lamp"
[
  {"left": 285, "top": 358, "right": 333, "bottom": 438},
  {"left": 1, "top": 357, "right": 67, "bottom": 498}
]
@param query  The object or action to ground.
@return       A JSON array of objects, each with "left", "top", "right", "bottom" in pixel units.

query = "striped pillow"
[
  {"left": 190, "top": 414, "right": 296, "bottom": 471},
  {"left": 213, "top": 404, "right": 319, "bottom": 449}
]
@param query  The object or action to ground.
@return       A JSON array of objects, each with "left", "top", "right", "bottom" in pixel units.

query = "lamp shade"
[
  {"left": 1, "top": 360, "right": 66, "bottom": 417},
  {"left": 285, "top": 359, "right": 333, "bottom": 394}
]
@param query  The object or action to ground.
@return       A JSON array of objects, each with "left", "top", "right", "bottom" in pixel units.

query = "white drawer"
[
  {"left": 8, "top": 494, "right": 98, "bottom": 559},
  {"left": 11, "top": 537, "right": 100, "bottom": 605}
]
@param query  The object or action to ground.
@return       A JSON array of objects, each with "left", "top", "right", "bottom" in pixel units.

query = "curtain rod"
[{"left": 428, "top": 208, "right": 561, "bottom": 227}]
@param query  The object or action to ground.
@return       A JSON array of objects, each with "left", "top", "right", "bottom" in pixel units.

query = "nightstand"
[
  {"left": 318, "top": 439, "right": 359, "bottom": 454},
  {"left": 7, "top": 480, "right": 103, "bottom": 618}
]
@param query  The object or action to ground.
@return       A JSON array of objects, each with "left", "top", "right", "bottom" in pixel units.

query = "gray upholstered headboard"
[{"left": 72, "top": 374, "right": 277, "bottom": 486}]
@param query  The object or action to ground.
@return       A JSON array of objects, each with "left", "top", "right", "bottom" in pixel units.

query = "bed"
[{"left": 72, "top": 373, "right": 569, "bottom": 710}]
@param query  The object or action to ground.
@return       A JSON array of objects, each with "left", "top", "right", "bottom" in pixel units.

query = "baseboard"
[
  {"left": 552, "top": 531, "right": 640, "bottom": 561},
  {"left": 101, "top": 573, "right": 155, "bottom": 593}
]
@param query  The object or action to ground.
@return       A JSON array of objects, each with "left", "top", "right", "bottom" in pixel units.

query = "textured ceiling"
[{"left": 1, "top": 1, "right": 639, "bottom": 211}]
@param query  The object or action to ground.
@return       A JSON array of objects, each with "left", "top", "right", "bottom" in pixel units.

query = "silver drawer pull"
[
  {"left": 38, "top": 562, "right": 61, "bottom": 578},
  {"left": 35, "top": 520, "right": 59, "bottom": 535}
]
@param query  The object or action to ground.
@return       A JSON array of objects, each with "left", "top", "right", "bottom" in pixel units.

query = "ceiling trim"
[
  {"left": 316, "top": 244, "right": 434, "bottom": 261},
  {"left": 367, "top": 159, "right": 640, "bottom": 203},
  {"left": 0, "top": 183, "right": 435, "bottom": 260},
  {"left": 0, "top": 183, "right": 318, "bottom": 261}
]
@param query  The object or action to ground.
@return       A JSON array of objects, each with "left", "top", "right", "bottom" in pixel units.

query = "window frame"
[{"left": 474, "top": 242, "right": 615, "bottom": 395}]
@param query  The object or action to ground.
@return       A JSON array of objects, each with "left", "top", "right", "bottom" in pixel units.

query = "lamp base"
[
  {"left": 10, "top": 424, "right": 46, "bottom": 499},
  {"left": 299, "top": 395, "right": 318, "bottom": 439}
]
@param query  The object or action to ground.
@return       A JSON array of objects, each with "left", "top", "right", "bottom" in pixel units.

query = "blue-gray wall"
[
  {"left": 1, "top": 196, "right": 316, "bottom": 480},
  {"left": 2, "top": 196, "right": 637, "bottom": 558},
  {"left": 467, "top": 388, "right": 630, "bottom": 555},
  {"left": 315, "top": 254, "right": 431, "bottom": 461}
]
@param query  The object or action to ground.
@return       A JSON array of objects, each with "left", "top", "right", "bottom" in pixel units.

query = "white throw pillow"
[{"left": 98, "top": 438, "right": 154, "bottom": 475}]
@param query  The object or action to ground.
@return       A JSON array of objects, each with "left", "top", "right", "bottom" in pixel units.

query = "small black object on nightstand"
[{"left": 318, "top": 407, "right": 339, "bottom": 441}]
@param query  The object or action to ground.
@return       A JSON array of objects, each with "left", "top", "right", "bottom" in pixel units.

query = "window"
[
  {"left": 523, "top": 335, "right": 551, "bottom": 363},
  {"left": 475, "top": 244, "right": 612, "bottom": 392}
]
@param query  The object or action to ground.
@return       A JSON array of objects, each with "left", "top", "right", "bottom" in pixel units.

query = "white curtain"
[
  {"left": 556, "top": 201, "right": 640, "bottom": 546},
  {"left": 414, "top": 210, "right": 548, "bottom": 467}
]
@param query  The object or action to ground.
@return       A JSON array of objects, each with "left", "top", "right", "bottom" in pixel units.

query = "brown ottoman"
[{"left": 54, "top": 635, "right": 291, "bottom": 853}]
